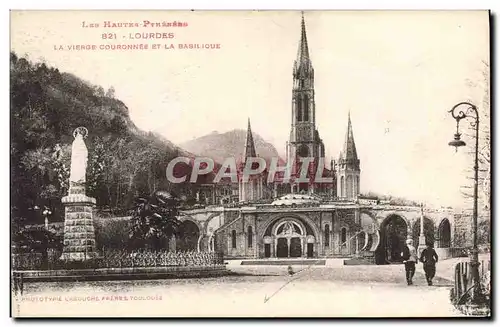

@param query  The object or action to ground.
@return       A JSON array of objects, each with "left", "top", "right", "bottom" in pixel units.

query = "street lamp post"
[
  {"left": 42, "top": 207, "right": 52, "bottom": 230},
  {"left": 448, "top": 101, "right": 484, "bottom": 303},
  {"left": 417, "top": 203, "right": 426, "bottom": 255}
]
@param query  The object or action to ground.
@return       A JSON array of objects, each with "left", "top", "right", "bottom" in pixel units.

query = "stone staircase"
[
  {"left": 241, "top": 259, "right": 326, "bottom": 266},
  {"left": 343, "top": 251, "right": 376, "bottom": 266}
]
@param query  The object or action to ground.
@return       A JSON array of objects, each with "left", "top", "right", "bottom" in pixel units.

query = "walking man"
[
  {"left": 401, "top": 239, "right": 418, "bottom": 285},
  {"left": 420, "top": 242, "right": 439, "bottom": 286}
]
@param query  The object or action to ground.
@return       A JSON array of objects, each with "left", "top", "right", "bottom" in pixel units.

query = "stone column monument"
[
  {"left": 60, "top": 127, "right": 98, "bottom": 261},
  {"left": 417, "top": 203, "right": 427, "bottom": 256}
]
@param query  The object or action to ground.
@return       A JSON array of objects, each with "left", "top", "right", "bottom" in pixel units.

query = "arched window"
[
  {"left": 340, "top": 176, "right": 345, "bottom": 198},
  {"left": 247, "top": 226, "right": 253, "bottom": 248},
  {"left": 303, "top": 95, "right": 309, "bottom": 121},
  {"left": 356, "top": 176, "right": 360, "bottom": 195},
  {"left": 296, "top": 96, "right": 303, "bottom": 122},
  {"left": 341, "top": 227, "right": 347, "bottom": 244},
  {"left": 231, "top": 230, "right": 237, "bottom": 249},
  {"left": 324, "top": 224, "right": 330, "bottom": 247},
  {"left": 347, "top": 175, "right": 353, "bottom": 199}
]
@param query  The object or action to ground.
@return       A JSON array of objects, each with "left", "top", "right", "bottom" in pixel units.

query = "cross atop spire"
[{"left": 243, "top": 118, "right": 257, "bottom": 160}]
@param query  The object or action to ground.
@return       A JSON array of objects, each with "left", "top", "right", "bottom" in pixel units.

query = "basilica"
[{"left": 178, "top": 14, "right": 456, "bottom": 264}]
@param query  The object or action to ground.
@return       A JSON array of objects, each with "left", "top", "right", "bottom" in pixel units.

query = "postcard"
[{"left": 10, "top": 10, "right": 491, "bottom": 318}]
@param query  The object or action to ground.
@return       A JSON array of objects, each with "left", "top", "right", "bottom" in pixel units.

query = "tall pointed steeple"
[
  {"left": 243, "top": 118, "right": 257, "bottom": 160},
  {"left": 288, "top": 12, "right": 324, "bottom": 195},
  {"left": 294, "top": 12, "right": 313, "bottom": 75},
  {"left": 337, "top": 111, "right": 360, "bottom": 200},
  {"left": 297, "top": 11, "right": 310, "bottom": 62},
  {"left": 239, "top": 118, "right": 264, "bottom": 203},
  {"left": 342, "top": 111, "right": 358, "bottom": 161}
]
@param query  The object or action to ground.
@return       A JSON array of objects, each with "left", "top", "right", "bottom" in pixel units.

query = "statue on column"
[
  {"left": 60, "top": 126, "right": 98, "bottom": 261},
  {"left": 69, "top": 127, "right": 88, "bottom": 185}
]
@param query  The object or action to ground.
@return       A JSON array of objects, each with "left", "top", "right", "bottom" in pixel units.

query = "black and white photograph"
[{"left": 9, "top": 10, "right": 491, "bottom": 317}]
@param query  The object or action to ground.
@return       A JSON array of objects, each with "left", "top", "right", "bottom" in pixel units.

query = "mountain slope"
[
  {"left": 10, "top": 52, "right": 198, "bottom": 223},
  {"left": 180, "top": 129, "right": 282, "bottom": 164}
]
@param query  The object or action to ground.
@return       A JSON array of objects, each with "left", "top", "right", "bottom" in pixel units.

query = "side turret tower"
[
  {"left": 239, "top": 119, "right": 264, "bottom": 202},
  {"left": 337, "top": 112, "right": 360, "bottom": 200}
]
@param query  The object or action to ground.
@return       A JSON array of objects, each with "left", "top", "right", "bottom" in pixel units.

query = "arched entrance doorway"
[
  {"left": 275, "top": 221, "right": 303, "bottom": 258},
  {"left": 176, "top": 220, "right": 200, "bottom": 251},
  {"left": 438, "top": 219, "right": 451, "bottom": 248},
  {"left": 263, "top": 217, "right": 317, "bottom": 258},
  {"left": 376, "top": 215, "right": 408, "bottom": 264},
  {"left": 412, "top": 218, "right": 435, "bottom": 249}
]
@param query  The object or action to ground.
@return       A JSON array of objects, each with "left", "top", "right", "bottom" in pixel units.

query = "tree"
[
  {"left": 51, "top": 143, "right": 70, "bottom": 195},
  {"left": 94, "top": 86, "right": 105, "bottom": 97},
  {"left": 10, "top": 52, "right": 197, "bottom": 224},
  {"left": 462, "top": 60, "right": 491, "bottom": 211},
  {"left": 128, "top": 190, "right": 181, "bottom": 250},
  {"left": 87, "top": 139, "right": 106, "bottom": 198},
  {"left": 13, "top": 227, "right": 63, "bottom": 256},
  {"left": 105, "top": 86, "right": 116, "bottom": 98}
]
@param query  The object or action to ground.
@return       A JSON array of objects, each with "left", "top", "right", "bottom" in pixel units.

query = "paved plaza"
[{"left": 13, "top": 257, "right": 476, "bottom": 317}]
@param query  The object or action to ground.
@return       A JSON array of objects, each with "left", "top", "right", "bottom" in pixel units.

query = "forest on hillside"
[{"left": 10, "top": 52, "right": 201, "bottom": 226}]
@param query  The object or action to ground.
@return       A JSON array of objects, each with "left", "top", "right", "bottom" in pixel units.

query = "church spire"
[
  {"left": 341, "top": 111, "right": 359, "bottom": 162},
  {"left": 337, "top": 111, "right": 360, "bottom": 200},
  {"left": 243, "top": 118, "right": 257, "bottom": 160},
  {"left": 297, "top": 11, "right": 310, "bottom": 62}
]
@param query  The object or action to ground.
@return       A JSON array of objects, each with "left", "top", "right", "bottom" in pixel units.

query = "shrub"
[{"left": 94, "top": 217, "right": 130, "bottom": 250}]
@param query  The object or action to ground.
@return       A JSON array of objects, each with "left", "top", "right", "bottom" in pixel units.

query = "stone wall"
[
  {"left": 435, "top": 247, "right": 451, "bottom": 260},
  {"left": 216, "top": 213, "right": 258, "bottom": 259},
  {"left": 13, "top": 266, "right": 229, "bottom": 284},
  {"left": 215, "top": 209, "right": 364, "bottom": 259},
  {"left": 453, "top": 213, "right": 472, "bottom": 248}
]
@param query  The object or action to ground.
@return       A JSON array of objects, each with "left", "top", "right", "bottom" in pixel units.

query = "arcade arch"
[
  {"left": 412, "top": 217, "right": 435, "bottom": 248},
  {"left": 176, "top": 220, "right": 200, "bottom": 252},
  {"left": 376, "top": 214, "right": 408, "bottom": 264},
  {"left": 437, "top": 218, "right": 451, "bottom": 248}
]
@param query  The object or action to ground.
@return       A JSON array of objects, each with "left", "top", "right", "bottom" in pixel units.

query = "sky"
[{"left": 10, "top": 10, "right": 490, "bottom": 208}]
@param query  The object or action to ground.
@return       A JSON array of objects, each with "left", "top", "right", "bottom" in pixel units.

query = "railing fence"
[
  {"left": 12, "top": 249, "right": 225, "bottom": 271},
  {"left": 451, "top": 260, "right": 490, "bottom": 305}
]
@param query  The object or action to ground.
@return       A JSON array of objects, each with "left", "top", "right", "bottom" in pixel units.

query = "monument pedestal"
[{"left": 60, "top": 184, "right": 98, "bottom": 261}]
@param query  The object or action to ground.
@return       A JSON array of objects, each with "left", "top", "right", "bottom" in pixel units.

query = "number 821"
[{"left": 102, "top": 33, "right": 116, "bottom": 39}]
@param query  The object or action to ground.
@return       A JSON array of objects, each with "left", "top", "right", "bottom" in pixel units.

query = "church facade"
[
  {"left": 179, "top": 198, "right": 455, "bottom": 263},
  {"left": 176, "top": 15, "right": 456, "bottom": 264}
]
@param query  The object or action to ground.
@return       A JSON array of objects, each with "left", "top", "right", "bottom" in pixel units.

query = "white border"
[{"left": 3, "top": 0, "right": 498, "bottom": 325}]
